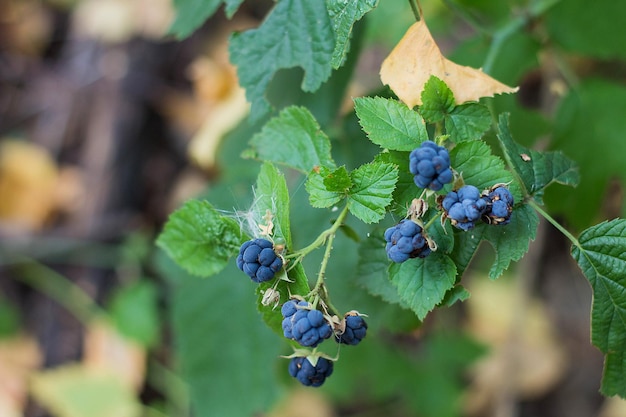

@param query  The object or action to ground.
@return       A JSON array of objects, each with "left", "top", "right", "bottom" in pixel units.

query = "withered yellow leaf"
[{"left": 380, "top": 20, "right": 518, "bottom": 107}]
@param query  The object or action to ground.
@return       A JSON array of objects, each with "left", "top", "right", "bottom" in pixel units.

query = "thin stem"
[
  {"left": 11, "top": 257, "right": 105, "bottom": 324},
  {"left": 286, "top": 204, "right": 350, "bottom": 262},
  {"left": 528, "top": 199, "right": 581, "bottom": 249},
  {"left": 408, "top": 0, "right": 421, "bottom": 21}
]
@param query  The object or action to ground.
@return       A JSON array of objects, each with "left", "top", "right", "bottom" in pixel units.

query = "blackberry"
[
  {"left": 281, "top": 300, "right": 332, "bottom": 347},
  {"left": 384, "top": 219, "right": 431, "bottom": 263},
  {"left": 483, "top": 186, "right": 514, "bottom": 225},
  {"left": 442, "top": 185, "right": 487, "bottom": 231},
  {"left": 335, "top": 312, "right": 367, "bottom": 346},
  {"left": 288, "top": 356, "right": 334, "bottom": 387},
  {"left": 236, "top": 238, "right": 283, "bottom": 283},
  {"left": 409, "top": 141, "right": 453, "bottom": 191}
]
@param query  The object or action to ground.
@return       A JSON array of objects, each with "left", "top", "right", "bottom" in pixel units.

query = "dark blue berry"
[
  {"left": 442, "top": 185, "right": 487, "bottom": 231},
  {"left": 409, "top": 141, "right": 453, "bottom": 191},
  {"left": 336, "top": 313, "right": 367, "bottom": 346},
  {"left": 236, "top": 238, "right": 283, "bottom": 283},
  {"left": 288, "top": 357, "right": 334, "bottom": 387},
  {"left": 384, "top": 219, "right": 431, "bottom": 263},
  {"left": 483, "top": 186, "right": 514, "bottom": 225},
  {"left": 281, "top": 300, "right": 332, "bottom": 347}
]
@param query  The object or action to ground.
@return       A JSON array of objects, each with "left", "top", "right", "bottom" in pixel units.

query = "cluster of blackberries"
[
  {"left": 409, "top": 141, "right": 453, "bottom": 191},
  {"left": 384, "top": 219, "right": 431, "bottom": 263},
  {"left": 236, "top": 238, "right": 283, "bottom": 283},
  {"left": 281, "top": 299, "right": 368, "bottom": 386},
  {"left": 442, "top": 185, "right": 514, "bottom": 230}
]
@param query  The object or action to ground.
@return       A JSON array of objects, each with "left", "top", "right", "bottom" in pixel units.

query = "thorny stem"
[{"left": 528, "top": 199, "right": 582, "bottom": 250}]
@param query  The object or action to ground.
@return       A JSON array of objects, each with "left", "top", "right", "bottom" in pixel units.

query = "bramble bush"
[{"left": 157, "top": 0, "right": 626, "bottom": 415}]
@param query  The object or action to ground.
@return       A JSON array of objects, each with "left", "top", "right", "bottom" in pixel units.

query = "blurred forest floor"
[{"left": 0, "top": 1, "right": 624, "bottom": 417}]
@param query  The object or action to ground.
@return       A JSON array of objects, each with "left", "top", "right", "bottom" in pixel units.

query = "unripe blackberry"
[
  {"left": 442, "top": 185, "right": 487, "bottom": 231},
  {"left": 483, "top": 186, "right": 514, "bottom": 225},
  {"left": 288, "top": 356, "right": 334, "bottom": 387},
  {"left": 281, "top": 300, "right": 332, "bottom": 348},
  {"left": 236, "top": 238, "right": 283, "bottom": 283},
  {"left": 409, "top": 141, "right": 453, "bottom": 191},
  {"left": 384, "top": 219, "right": 431, "bottom": 263}
]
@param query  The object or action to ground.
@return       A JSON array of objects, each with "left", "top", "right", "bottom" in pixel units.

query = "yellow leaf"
[
  {"left": 0, "top": 335, "right": 42, "bottom": 417},
  {"left": 380, "top": 20, "right": 518, "bottom": 107},
  {"left": 83, "top": 320, "right": 146, "bottom": 392},
  {"left": 30, "top": 364, "right": 142, "bottom": 417}
]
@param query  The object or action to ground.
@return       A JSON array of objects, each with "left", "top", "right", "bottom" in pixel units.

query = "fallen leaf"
[
  {"left": 0, "top": 140, "right": 59, "bottom": 232},
  {"left": 267, "top": 387, "right": 334, "bottom": 417},
  {"left": 0, "top": 335, "right": 42, "bottom": 417},
  {"left": 83, "top": 320, "right": 146, "bottom": 392},
  {"left": 30, "top": 364, "right": 142, "bottom": 417},
  {"left": 380, "top": 20, "right": 518, "bottom": 107},
  {"left": 464, "top": 276, "right": 566, "bottom": 415}
]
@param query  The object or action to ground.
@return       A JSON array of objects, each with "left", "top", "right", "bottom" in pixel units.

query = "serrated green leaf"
[
  {"left": 323, "top": 166, "right": 352, "bottom": 191},
  {"left": 374, "top": 151, "right": 415, "bottom": 216},
  {"left": 305, "top": 172, "right": 344, "bottom": 208},
  {"left": 254, "top": 163, "right": 311, "bottom": 334},
  {"left": 328, "top": 0, "right": 378, "bottom": 68},
  {"left": 354, "top": 97, "right": 428, "bottom": 151},
  {"left": 419, "top": 76, "right": 455, "bottom": 123},
  {"left": 482, "top": 204, "right": 539, "bottom": 279},
  {"left": 108, "top": 280, "right": 160, "bottom": 348},
  {"left": 440, "top": 285, "right": 471, "bottom": 307},
  {"left": 246, "top": 106, "right": 336, "bottom": 173},
  {"left": 450, "top": 140, "right": 521, "bottom": 201},
  {"left": 253, "top": 162, "right": 292, "bottom": 248},
  {"left": 388, "top": 253, "right": 457, "bottom": 320},
  {"left": 348, "top": 162, "right": 398, "bottom": 223},
  {"left": 497, "top": 113, "right": 579, "bottom": 204},
  {"left": 572, "top": 219, "right": 626, "bottom": 397},
  {"left": 449, "top": 227, "right": 483, "bottom": 277},
  {"left": 426, "top": 211, "right": 454, "bottom": 254},
  {"left": 230, "top": 1, "right": 335, "bottom": 120},
  {"left": 445, "top": 103, "right": 491, "bottom": 142},
  {"left": 169, "top": 0, "right": 244, "bottom": 39},
  {"left": 156, "top": 200, "right": 244, "bottom": 278}
]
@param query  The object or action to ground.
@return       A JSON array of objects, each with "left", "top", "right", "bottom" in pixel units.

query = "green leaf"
[
  {"left": 450, "top": 140, "right": 521, "bottom": 201},
  {"left": 323, "top": 166, "right": 352, "bottom": 192},
  {"left": 419, "top": 76, "right": 455, "bottom": 123},
  {"left": 254, "top": 163, "right": 311, "bottom": 334},
  {"left": 253, "top": 162, "right": 292, "bottom": 247},
  {"left": 108, "top": 280, "right": 160, "bottom": 348},
  {"left": 445, "top": 103, "right": 492, "bottom": 142},
  {"left": 388, "top": 253, "right": 457, "bottom": 320},
  {"left": 546, "top": 0, "right": 626, "bottom": 61},
  {"left": 169, "top": 0, "right": 244, "bottom": 39},
  {"left": 245, "top": 106, "right": 336, "bottom": 173},
  {"left": 328, "top": 0, "right": 378, "bottom": 68},
  {"left": 348, "top": 161, "right": 398, "bottom": 223},
  {"left": 156, "top": 200, "right": 244, "bottom": 278},
  {"left": 354, "top": 96, "right": 429, "bottom": 151},
  {"left": 230, "top": 1, "right": 335, "bottom": 120},
  {"left": 449, "top": 227, "right": 483, "bottom": 277},
  {"left": 168, "top": 259, "right": 281, "bottom": 416},
  {"left": 482, "top": 204, "right": 539, "bottom": 279},
  {"left": 305, "top": 172, "right": 344, "bottom": 208},
  {"left": 572, "top": 219, "right": 626, "bottom": 397},
  {"left": 440, "top": 285, "right": 471, "bottom": 307},
  {"left": 497, "top": 113, "right": 579, "bottom": 204}
]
